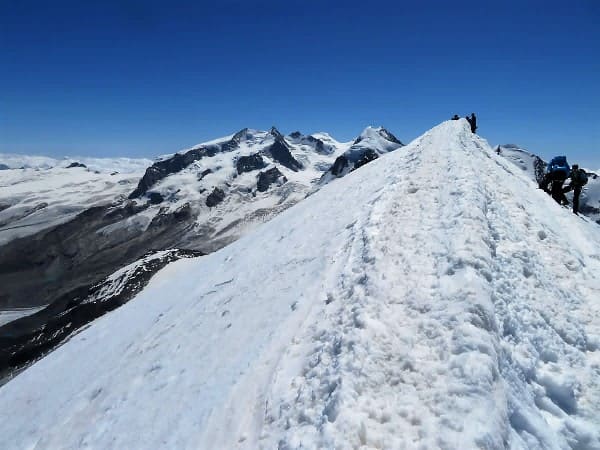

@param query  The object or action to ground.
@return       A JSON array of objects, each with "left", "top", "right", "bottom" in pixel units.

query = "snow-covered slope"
[
  {"left": 496, "top": 144, "right": 546, "bottom": 184},
  {"left": 2, "top": 120, "right": 599, "bottom": 448}
]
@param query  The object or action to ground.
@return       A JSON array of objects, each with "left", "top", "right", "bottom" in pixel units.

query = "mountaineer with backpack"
[
  {"left": 563, "top": 164, "right": 588, "bottom": 214},
  {"left": 539, "top": 156, "right": 570, "bottom": 205}
]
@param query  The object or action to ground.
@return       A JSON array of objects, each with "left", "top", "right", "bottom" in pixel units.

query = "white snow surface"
[
  {"left": 1, "top": 121, "right": 600, "bottom": 449},
  {"left": 0, "top": 166, "right": 143, "bottom": 245},
  {"left": 0, "top": 153, "right": 152, "bottom": 173},
  {"left": 497, "top": 144, "right": 544, "bottom": 181}
]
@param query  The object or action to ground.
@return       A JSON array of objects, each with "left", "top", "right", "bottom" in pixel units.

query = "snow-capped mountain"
[
  {"left": 1, "top": 120, "right": 598, "bottom": 448},
  {"left": 321, "top": 126, "right": 404, "bottom": 181},
  {"left": 497, "top": 144, "right": 600, "bottom": 223},
  {"left": 0, "top": 127, "right": 400, "bottom": 327},
  {"left": 125, "top": 126, "right": 352, "bottom": 250}
]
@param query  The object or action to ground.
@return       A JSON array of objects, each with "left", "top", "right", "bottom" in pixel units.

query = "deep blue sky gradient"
[{"left": 1, "top": 0, "right": 599, "bottom": 167}]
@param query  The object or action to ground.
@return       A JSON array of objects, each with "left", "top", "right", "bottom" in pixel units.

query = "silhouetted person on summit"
[
  {"left": 563, "top": 164, "right": 588, "bottom": 215},
  {"left": 465, "top": 113, "right": 477, "bottom": 133},
  {"left": 451, "top": 114, "right": 460, "bottom": 120}
]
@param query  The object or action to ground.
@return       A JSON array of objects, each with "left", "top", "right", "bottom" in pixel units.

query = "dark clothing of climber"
[
  {"left": 551, "top": 178, "right": 569, "bottom": 206},
  {"left": 571, "top": 185, "right": 583, "bottom": 215},
  {"left": 563, "top": 165, "right": 588, "bottom": 214},
  {"left": 451, "top": 114, "right": 460, "bottom": 120},
  {"left": 465, "top": 113, "right": 477, "bottom": 133},
  {"left": 469, "top": 113, "right": 477, "bottom": 133},
  {"left": 540, "top": 171, "right": 569, "bottom": 205}
]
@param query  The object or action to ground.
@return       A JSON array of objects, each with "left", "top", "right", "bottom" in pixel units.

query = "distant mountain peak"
[
  {"left": 231, "top": 127, "right": 250, "bottom": 143},
  {"left": 269, "top": 126, "right": 284, "bottom": 140},
  {"left": 354, "top": 126, "right": 403, "bottom": 146}
]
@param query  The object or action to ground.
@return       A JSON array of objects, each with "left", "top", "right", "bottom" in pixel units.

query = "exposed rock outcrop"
[
  {"left": 354, "top": 149, "right": 379, "bottom": 170},
  {"left": 66, "top": 162, "right": 87, "bottom": 169},
  {"left": 198, "top": 168, "right": 213, "bottom": 181},
  {"left": 257, "top": 167, "right": 287, "bottom": 192},
  {"left": 330, "top": 155, "right": 350, "bottom": 177},
  {"left": 236, "top": 154, "right": 266, "bottom": 174},
  {"left": 263, "top": 127, "right": 303, "bottom": 172},
  {"left": 206, "top": 187, "right": 226, "bottom": 207},
  {"left": 148, "top": 192, "right": 164, "bottom": 204}
]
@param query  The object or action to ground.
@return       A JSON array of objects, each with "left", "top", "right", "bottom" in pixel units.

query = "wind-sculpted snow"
[{"left": 1, "top": 121, "right": 599, "bottom": 449}]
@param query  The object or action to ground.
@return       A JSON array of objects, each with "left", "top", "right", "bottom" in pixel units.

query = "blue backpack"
[{"left": 548, "top": 156, "right": 570, "bottom": 177}]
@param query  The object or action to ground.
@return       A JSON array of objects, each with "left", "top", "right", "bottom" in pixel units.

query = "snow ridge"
[{"left": 0, "top": 121, "right": 599, "bottom": 449}]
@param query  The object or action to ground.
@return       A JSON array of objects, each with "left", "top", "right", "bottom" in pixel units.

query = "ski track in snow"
[{"left": 1, "top": 121, "right": 599, "bottom": 449}]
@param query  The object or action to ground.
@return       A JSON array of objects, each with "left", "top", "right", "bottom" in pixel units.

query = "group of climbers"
[
  {"left": 449, "top": 114, "right": 588, "bottom": 216},
  {"left": 451, "top": 113, "right": 477, "bottom": 133},
  {"left": 539, "top": 156, "right": 589, "bottom": 215}
]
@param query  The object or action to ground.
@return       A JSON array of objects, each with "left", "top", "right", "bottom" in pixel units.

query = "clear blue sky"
[{"left": 1, "top": 0, "right": 599, "bottom": 167}]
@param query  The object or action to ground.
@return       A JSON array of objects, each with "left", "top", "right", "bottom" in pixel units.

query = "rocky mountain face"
[
  {"left": 497, "top": 144, "right": 600, "bottom": 223},
  {"left": 0, "top": 126, "right": 404, "bottom": 316}
]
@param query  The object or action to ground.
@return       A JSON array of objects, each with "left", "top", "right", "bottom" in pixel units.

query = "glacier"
[{"left": 0, "top": 120, "right": 599, "bottom": 449}]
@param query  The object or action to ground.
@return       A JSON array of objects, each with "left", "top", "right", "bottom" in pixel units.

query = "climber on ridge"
[
  {"left": 539, "top": 156, "right": 570, "bottom": 206},
  {"left": 451, "top": 114, "right": 460, "bottom": 120},
  {"left": 563, "top": 164, "right": 588, "bottom": 215},
  {"left": 465, "top": 113, "right": 477, "bottom": 133}
]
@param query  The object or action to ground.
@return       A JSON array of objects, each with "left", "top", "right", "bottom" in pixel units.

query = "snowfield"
[
  {"left": 1, "top": 120, "right": 599, "bottom": 449},
  {"left": 0, "top": 153, "right": 152, "bottom": 173},
  {"left": 0, "top": 165, "right": 145, "bottom": 245}
]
